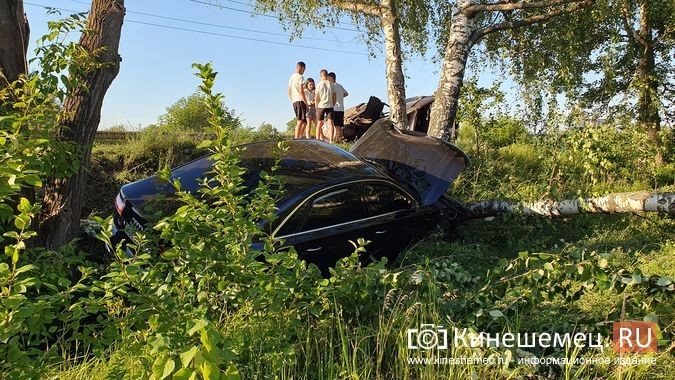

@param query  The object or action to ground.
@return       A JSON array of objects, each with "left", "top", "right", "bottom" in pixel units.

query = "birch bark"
[
  {"left": 427, "top": 0, "right": 475, "bottom": 140},
  {"left": 464, "top": 192, "right": 675, "bottom": 219},
  {"left": 380, "top": 0, "right": 408, "bottom": 128}
]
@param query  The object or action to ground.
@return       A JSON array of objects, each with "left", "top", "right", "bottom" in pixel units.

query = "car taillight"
[{"left": 115, "top": 193, "right": 125, "bottom": 215}]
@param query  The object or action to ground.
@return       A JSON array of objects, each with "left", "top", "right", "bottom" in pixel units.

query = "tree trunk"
[
  {"left": 0, "top": 0, "right": 35, "bottom": 216},
  {"left": 635, "top": 0, "right": 662, "bottom": 165},
  {"left": 464, "top": 191, "right": 675, "bottom": 219},
  {"left": 380, "top": 0, "right": 408, "bottom": 128},
  {"left": 427, "top": 0, "right": 475, "bottom": 141},
  {"left": 39, "top": 0, "right": 125, "bottom": 248},
  {"left": 0, "top": 0, "right": 29, "bottom": 87}
]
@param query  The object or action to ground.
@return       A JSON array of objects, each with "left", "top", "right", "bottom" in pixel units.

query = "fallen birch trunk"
[{"left": 464, "top": 191, "right": 675, "bottom": 219}]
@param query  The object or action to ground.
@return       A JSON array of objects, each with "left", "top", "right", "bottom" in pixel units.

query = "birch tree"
[
  {"left": 489, "top": 0, "right": 673, "bottom": 164},
  {"left": 252, "top": 0, "right": 435, "bottom": 128},
  {"left": 465, "top": 191, "right": 675, "bottom": 219},
  {"left": 427, "top": 0, "right": 591, "bottom": 141}
]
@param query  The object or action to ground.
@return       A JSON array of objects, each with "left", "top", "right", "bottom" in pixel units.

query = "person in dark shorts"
[
  {"left": 304, "top": 78, "right": 316, "bottom": 139},
  {"left": 314, "top": 69, "right": 336, "bottom": 142},
  {"left": 288, "top": 61, "right": 308, "bottom": 139},
  {"left": 328, "top": 72, "right": 348, "bottom": 142}
]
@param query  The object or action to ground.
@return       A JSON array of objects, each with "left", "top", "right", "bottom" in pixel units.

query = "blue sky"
[{"left": 24, "top": 0, "right": 502, "bottom": 131}]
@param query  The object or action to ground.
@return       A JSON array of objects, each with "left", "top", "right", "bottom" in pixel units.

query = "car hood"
[{"left": 350, "top": 119, "right": 469, "bottom": 206}]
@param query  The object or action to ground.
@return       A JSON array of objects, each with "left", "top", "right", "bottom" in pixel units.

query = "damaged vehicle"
[
  {"left": 342, "top": 95, "right": 437, "bottom": 141},
  {"left": 110, "top": 119, "right": 469, "bottom": 272}
]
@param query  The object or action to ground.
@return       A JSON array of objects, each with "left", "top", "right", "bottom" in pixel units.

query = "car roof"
[
  {"left": 237, "top": 139, "right": 392, "bottom": 204},
  {"left": 120, "top": 139, "right": 413, "bottom": 219},
  {"left": 161, "top": 138, "right": 393, "bottom": 204},
  {"left": 240, "top": 138, "right": 383, "bottom": 182}
]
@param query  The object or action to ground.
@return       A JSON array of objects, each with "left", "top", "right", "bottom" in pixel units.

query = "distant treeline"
[{"left": 95, "top": 130, "right": 216, "bottom": 142}]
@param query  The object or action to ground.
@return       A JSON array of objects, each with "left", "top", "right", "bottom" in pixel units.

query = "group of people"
[{"left": 288, "top": 61, "right": 348, "bottom": 143}]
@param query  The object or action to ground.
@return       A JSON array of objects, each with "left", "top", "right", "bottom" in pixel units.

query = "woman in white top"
[{"left": 304, "top": 78, "right": 316, "bottom": 139}]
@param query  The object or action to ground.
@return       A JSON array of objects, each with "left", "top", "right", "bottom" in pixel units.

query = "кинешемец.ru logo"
[
  {"left": 407, "top": 322, "right": 659, "bottom": 353},
  {"left": 612, "top": 321, "right": 657, "bottom": 353}
]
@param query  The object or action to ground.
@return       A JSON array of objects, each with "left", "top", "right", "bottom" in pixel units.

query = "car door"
[
  {"left": 358, "top": 181, "right": 417, "bottom": 262},
  {"left": 274, "top": 184, "right": 370, "bottom": 274}
]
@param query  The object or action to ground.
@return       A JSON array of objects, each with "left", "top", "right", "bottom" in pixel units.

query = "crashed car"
[
  {"left": 342, "top": 95, "right": 437, "bottom": 141},
  {"left": 110, "top": 119, "right": 469, "bottom": 272}
]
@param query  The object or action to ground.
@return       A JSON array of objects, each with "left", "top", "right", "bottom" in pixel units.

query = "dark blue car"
[{"left": 110, "top": 119, "right": 469, "bottom": 272}]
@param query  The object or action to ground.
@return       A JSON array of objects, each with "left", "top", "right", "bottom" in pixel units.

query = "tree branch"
[
  {"left": 330, "top": 0, "right": 383, "bottom": 17},
  {"left": 470, "top": 0, "right": 591, "bottom": 44},
  {"left": 620, "top": 0, "right": 639, "bottom": 46},
  {"left": 465, "top": 0, "right": 586, "bottom": 14}
]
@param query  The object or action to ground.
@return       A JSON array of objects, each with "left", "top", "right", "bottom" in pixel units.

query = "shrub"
[
  {"left": 158, "top": 93, "right": 241, "bottom": 132},
  {"left": 498, "top": 143, "right": 542, "bottom": 175},
  {"left": 124, "top": 124, "right": 207, "bottom": 174},
  {"left": 654, "top": 163, "right": 675, "bottom": 187},
  {"left": 90, "top": 63, "right": 328, "bottom": 379},
  {"left": 483, "top": 116, "right": 531, "bottom": 149}
]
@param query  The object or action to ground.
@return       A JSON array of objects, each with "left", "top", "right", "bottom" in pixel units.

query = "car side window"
[
  {"left": 299, "top": 188, "right": 363, "bottom": 232},
  {"left": 361, "top": 183, "right": 413, "bottom": 217},
  {"left": 275, "top": 203, "right": 309, "bottom": 237}
]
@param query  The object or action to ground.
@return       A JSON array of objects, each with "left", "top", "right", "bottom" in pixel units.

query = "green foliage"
[
  {"left": 483, "top": 117, "right": 530, "bottom": 149},
  {"left": 285, "top": 118, "right": 295, "bottom": 132},
  {"left": 253, "top": 0, "right": 432, "bottom": 57},
  {"left": 0, "top": 241, "right": 116, "bottom": 378},
  {"left": 4, "top": 12, "right": 675, "bottom": 380},
  {"left": 103, "top": 123, "right": 128, "bottom": 132},
  {"left": 483, "top": 0, "right": 674, "bottom": 138},
  {"left": 562, "top": 123, "right": 658, "bottom": 189},
  {"left": 125, "top": 124, "right": 208, "bottom": 174},
  {"left": 88, "top": 105, "right": 278, "bottom": 204},
  {"left": 0, "top": 15, "right": 118, "bottom": 376},
  {"left": 88, "top": 62, "right": 332, "bottom": 379},
  {"left": 157, "top": 93, "right": 241, "bottom": 132},
  {"left": 654, "top": 163, "right": 675, "bottom": 187},
  {"left": 453, "top": 81, "right": 668, "bottom": 202},
  {"left": 256, "top": 122, "right": 277, "bottom": 137},
  {"left": 0, "top": 13, "right": 95, "bottom": 232}
]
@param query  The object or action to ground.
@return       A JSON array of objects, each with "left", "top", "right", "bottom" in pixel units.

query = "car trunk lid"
[{"left": 350, "top": 119, "right": 469, "bottom": 206}]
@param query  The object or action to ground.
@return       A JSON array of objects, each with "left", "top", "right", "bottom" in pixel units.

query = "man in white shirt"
[
  {"left": 328, "top": 72, "right": 348, "bottom": 142},
  {"left": 314, "top": 69, "right": 336, "bottom": 142},
  {"left": 288, "top": 61, "right": 308, "bottom": 139}
]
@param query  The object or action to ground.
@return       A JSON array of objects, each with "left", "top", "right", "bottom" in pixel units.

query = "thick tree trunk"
[
  {"left": 0, "top": 0, "right": 29, "bottom": 87},
  {"left": 464, "top": 191, "right": 675, "bottom": 219},
  {"left": 39, "top": 0, "right": 125, "bottom": 248},
  {"left": 380, "top": 0, "right": 408, "bottom": 128},
  {"left": 635, "top": 0, "right": 662, "bottom": 165},
  {"left": 427, "top": 0, "right": 475, "bottom": 141}
]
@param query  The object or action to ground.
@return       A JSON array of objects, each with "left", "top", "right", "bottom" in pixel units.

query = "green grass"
[
  {"left": 42, "top": 212, "right": 674, "bottom": 379},
  {"left": 48, "top": 125, "right": 675, "bottom": 379}
]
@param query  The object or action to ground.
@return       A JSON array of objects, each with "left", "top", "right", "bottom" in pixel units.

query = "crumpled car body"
[
  {"left": 110, "top": 119, "right": 468, "bottom": 273},
  {"left": 342, "top": 95, "right": 436, "bottom": 141}
]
